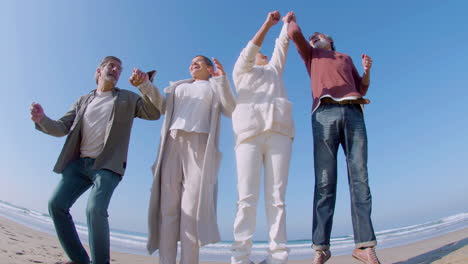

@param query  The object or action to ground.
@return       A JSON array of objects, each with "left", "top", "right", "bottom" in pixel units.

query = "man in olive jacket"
[{"left": 30, "top": 56, "right": 161, "bottom": 264}]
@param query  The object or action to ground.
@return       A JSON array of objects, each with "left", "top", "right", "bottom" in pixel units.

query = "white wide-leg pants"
[
  {"left": 232, "top": 131, "right": 292, "bottom": 264},
  {"left": 159, "top": 130, "right": 207, "bottom": 264}
]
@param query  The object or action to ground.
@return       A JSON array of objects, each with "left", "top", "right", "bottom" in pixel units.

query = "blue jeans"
[
  {"left": 48, "top": 158, "right": 121, "bottom": 264},
  {"left": 311, "top": 104, "right": 376, "bottom": 250}
]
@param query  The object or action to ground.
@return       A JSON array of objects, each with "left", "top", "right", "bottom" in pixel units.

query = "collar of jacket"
[
  {"left": 165, "top": 79, "right": 193, "bottom": 94},
  {"left": 89, "top": 87, "right": 121, "bottom": 96}
]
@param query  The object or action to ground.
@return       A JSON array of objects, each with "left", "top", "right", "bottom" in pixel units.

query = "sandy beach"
[{"left": 0, "top": 216, "right": 466, "bottom": 264}]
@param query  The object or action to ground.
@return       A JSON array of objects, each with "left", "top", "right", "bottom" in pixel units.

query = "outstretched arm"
[
  {"left": 352, "top": 54, "right": 373, "bottom": 95},
  {"left": 252, "top": 11, "right": 280, "bottom": 47},
  {"left": 31, "top": 101, "right": 77, "bottom": 137},
  {"left": 131, "top": 68, "right": 166, "bottom": 116},
  {"left": 361, "top": 54, "right": 372, "bottom": 88},
  {"left": 269, "top": 11, "right": 294, "bottom": 74},
  {"left": 233, "top": 11, "right": 280, "bottom": 83},
  {"left": 287, "top": 12, "right": 313, "bottom": 69},
  {"left": 210, "top": 58, "right": 236, "bottom": 117}
]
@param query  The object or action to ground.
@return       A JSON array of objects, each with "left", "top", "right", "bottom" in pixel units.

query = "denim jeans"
[
  {"left": 48, "top": 158, "right": 121, "bottom": 264},
  {"left": 311, "top": 104, "right": 376, "bottom": 250}
]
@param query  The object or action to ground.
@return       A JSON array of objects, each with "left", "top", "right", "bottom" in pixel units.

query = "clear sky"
[{"left": 1, "top": 0, "right": 467, "bottom": 241}]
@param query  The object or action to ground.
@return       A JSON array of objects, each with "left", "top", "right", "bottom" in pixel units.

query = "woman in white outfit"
[{"left": 231, "top": 11, "right": 295, "bottom": 264}]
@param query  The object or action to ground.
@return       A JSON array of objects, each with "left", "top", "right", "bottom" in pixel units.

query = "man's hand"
[
  {"left": 283, "top": 11, "right": 296, "bottom": 23},
  {"left": 265, "top": 11, "right": 281, "bottom": 27},
  {"left": 130, "top": 68, "right": 150, "bottom": 87},
  {"left": 362, "top": 54, "right": 373, "bottom": 73},
  {"left": 208, "top": 58, "right": 225, "bottom": 77},
  {"left": 30, "top": 102, "right": 45, "bottom": 123}
]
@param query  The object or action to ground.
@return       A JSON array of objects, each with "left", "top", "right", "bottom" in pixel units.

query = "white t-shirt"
[
  {"left": 170, "top": 80, "right": 213, "bottom": 134},
  {"left": 80, "top": 90, "right": 114, "bottom": 158}
]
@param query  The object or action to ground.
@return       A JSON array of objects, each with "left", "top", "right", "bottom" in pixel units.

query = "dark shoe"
[
  {"left": 352, "top": 247, "right": 381, "bottom": 264},
  {"left": 312, "top": 249, "right": 331, "bottom": 264}
]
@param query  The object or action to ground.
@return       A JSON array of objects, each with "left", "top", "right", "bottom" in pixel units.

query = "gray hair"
[
  {"left": 94, "top": 56, "right": 122, "bottom": 84},
  {"left": 309, "top": 32, "right": 336, "bottom": 51}
]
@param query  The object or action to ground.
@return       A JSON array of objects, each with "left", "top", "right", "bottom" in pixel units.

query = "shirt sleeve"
[
  {"left": 287, "top": 20, "right": 313, "bottom": 75},
  {"left": 269, "top": 22, "right": 290, "bottom": 75},
  {"left": 210, "top": 75, "right": 236, "bottom": 118},
  {"left": 138, "top": 80, "right": 166, "bottom": 115},
  {"left": 232, "top": 41, "right": 261, "bottom": 91},
  {"left": 35, "top": 98, "right": 79, "bottom": 137}
]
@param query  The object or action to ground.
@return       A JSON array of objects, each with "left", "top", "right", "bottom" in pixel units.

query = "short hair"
[
  {"left": 194, "top": 55, "right": 214, "bottom": 68},
  {"left": 94, "top": 56, "right": 122, "bottom": 84},
  {"left": 308, "top": 32, "right": 336, "bottom": 51}
]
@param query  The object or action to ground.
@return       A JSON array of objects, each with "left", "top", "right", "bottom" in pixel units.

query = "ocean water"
[{"left": 1, "top": 200, "right": 467, "bottom": 262}]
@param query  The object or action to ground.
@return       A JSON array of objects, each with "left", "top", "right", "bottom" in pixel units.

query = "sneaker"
[
  {"left": 312, "top": 249, "right": 331, "bottom": 264},
  {"left": 352, "top": 247, "right": 381, "bottom": 264}
]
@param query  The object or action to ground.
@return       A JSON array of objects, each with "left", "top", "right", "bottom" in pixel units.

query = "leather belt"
[{"left": 320, "top": 97, "right": 370, "bottom": 105}]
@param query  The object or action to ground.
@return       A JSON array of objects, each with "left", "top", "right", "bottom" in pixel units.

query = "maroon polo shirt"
[{"left": 288, "top": 21, "right": 369, "bottom": 112}]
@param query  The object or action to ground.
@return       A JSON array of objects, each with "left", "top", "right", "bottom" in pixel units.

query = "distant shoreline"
[
  {"left": 1, "top": 216, "right": 467, "bottom": 263},
  {"left": 1, "top": 199, "right": 468, "bottom": 262}
]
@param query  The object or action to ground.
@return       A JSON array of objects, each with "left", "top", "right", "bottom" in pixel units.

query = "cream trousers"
[
  {"left": 232, "top": 131, "right": 292, "bottom": 264},
  {"left": 159, "top": 130, "right": 207, "bottom": 264}
]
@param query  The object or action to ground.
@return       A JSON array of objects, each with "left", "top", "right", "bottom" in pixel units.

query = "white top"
[
  {"left": 80, "top": 90, "right": 114, "bottom": 158},
  {"left": 232, "top": 23, "right": 294, "bottom": 146},
  {"left": 169, "top": 80, "right": 213, "bottom": 134}
]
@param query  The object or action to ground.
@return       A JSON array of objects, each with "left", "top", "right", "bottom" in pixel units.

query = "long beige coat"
[{"left": 141, "top": 75, "right": 235, "bottom": 254}]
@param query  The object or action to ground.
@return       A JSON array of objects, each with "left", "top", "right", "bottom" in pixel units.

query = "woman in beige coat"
[{"left": 134, "top": 56, "right": 235, "bottom": 264}]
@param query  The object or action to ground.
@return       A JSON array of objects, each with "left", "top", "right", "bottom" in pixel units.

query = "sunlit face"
[
  {"left": 97, "top": 59, "right": 122, "bottom": 85},
  {"left": 255, "top": 52, "right": 268, "bottom": 66},
  {"left": 309, "top": 32, "right": 332, "bottom": 50},
  {"left": 189, "top": 56, "right": 212, "bottom": 79}
]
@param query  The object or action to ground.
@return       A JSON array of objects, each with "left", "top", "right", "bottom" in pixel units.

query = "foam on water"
[{"left": 1, "top": 200, "right": 467, "bottom": 261}]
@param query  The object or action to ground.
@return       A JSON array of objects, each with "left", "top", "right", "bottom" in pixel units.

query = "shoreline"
[{"left": 1, "top": 216, "right": 467, "bottom": 264}]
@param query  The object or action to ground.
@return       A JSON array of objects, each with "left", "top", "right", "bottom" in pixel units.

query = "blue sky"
[{"left": 1, "top": 0, "right": 467, "bottom": 241}]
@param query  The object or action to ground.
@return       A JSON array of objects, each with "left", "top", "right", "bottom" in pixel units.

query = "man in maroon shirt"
[{"left": 285, "top": 12, "right": 380, "bottom": 264}]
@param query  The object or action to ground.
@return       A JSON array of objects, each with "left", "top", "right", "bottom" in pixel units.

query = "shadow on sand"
[{"left": 393, "top": 237, "right": 468, "bottom": 264}]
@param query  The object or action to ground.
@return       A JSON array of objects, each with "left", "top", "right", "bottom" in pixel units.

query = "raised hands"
[
  {"left": 361, "top": 54, "right": 373, "bottom": 72},
  {"left": 30, "top": 102, "right": 45, "bottom": 123},
  {"left": 208, "top": 58, "right": 225, "bottom": 77},
  {"left": 265, "top": 11, "right": 281, "bottom": 27},
  {"left": 283, "top": 11, "right": 296, "bottom": 23},
  {"left": 130, "top": 68, "right": 152, "bottom": 87}
]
